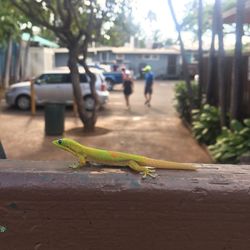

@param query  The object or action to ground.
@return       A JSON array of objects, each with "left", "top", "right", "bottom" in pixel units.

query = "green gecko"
[{"left": 52, "top": 138, "right": 197, "bottom": 178}]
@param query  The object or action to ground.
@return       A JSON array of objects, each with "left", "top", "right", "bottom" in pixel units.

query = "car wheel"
[
  {"left": 84, "top": 95, "right": 95, "bottom": 111},
  {"left": 106, "top": 79, "right": 114, "bottom": 91},
  {"left": 16, "top": 95, "right": 31, "bottom": 110}
]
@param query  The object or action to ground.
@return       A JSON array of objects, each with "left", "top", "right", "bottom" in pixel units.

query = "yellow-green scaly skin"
[{"left": 53, "top": 138, "right": 197, "bottom": 178}]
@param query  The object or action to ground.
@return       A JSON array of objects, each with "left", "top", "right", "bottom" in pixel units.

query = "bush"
[
  {"left": 174, "top": 81, "right": 199, "bottom": 123},
  {"left": 208, "top": 119, "right": 250, "bottom": 163},
  {"left": 192, "top": 104, "right": 221, "bottom": 145}
]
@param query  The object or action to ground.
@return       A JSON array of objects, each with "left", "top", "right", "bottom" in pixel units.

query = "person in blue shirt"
[{"left": 142, "top": 65, "right": 154, "bottom": 107}]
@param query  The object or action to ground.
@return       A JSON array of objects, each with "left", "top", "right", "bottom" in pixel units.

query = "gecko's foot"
[
  {"left": 69, "top": 162, "right": 82, "bottom": 169},
  {"left": 140, "top": 167, "right": 157, "bottom": 179}
]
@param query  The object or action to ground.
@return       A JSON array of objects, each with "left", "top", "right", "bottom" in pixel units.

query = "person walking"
[
  {"left": 122, "top": 68, "right": 134, "bottom": 109},
  {"left": 142, "top": 65, "right": 154, "bottom": 107}
]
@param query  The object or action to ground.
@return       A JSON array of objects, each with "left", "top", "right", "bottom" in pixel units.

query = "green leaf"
[
  {"left": 243, "top": 119, "right": 250, "bottom": 127},
  {"left": 0, "top": 226, "right": 7, "bottom": 233},
  {"left": 202, "top": 128, "right": 208, "bottom": 135},
  {"left": 239, "top": 128, "right": 250, "bottom": 137},
  {"left": 231, "top": 119, "right": 244, "bottom": 132}
]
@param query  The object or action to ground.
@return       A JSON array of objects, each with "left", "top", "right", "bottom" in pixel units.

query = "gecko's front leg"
[
  {"left": 127, "top": 160, "right": 157, "bottom": 178},
  {"left": 69, "top": 155, "right": 87, "bottom": 169}
]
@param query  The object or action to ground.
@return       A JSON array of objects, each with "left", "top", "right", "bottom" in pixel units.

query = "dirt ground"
[{"left": 0, "top": 80, "right": 212, "bottom": 163}]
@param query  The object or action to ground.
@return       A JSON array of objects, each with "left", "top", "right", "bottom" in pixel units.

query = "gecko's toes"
[
  {"left": 149, "top": 172, "right": 157, "bottom": 178},
  {"left": 140, "top": 167, "right": 157, "bottom": 179},
  {"left": 145, "top": 166, "right": 154, "bottom": 170},
  {"left": 141, "top": 172, "right": 157, "bottom": 179},
  {"left": 69, "top": 162, "right": 81, "bottom": 169}
]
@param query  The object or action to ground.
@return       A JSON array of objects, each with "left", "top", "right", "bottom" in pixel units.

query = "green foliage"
[
  {"left": 0, "top": 225, "right": 7, "bottom": 233},
  {"left": 180, "top": 0, "right": 236, "bottom": 41},
  {"left": 208, "top": 119, "right": 250, "bottom": 163},
  {"left": 192, "top": 104, "right": 221, "bottom": 145},
  {"left": 223, "top": 0, "right": 236, "bottom": 11},
  {"left": 0, "top": 0, "right": 32, "bottom": 46},
  {"left": 90, "top": 0, "right": 141, "bottom": 47},
  {"left": 99, "top": 10, "right": 140, "bottom": 47},
  {"left": 12, "top": 0, "right": 136, "bottom": 48},
  {"left": 174, "top": 81, "right": 199, "bottom": 123},
  {"left": 180, "top": 0, "right": 213, "bottom": 38}
]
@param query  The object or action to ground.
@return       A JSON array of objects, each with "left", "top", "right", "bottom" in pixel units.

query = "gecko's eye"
[{"left": 58, "top": 139, "right": 63, "bottom": 145}]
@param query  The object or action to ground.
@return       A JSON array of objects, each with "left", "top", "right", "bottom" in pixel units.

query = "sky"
[
  {"left": 131, "top": 0, "right": 248, "bottom": 49},
  {"left": 133, "top": 0, "right": 179, "bottom": 39},
  {"left": 132, "top": 0, "right": 215, "bottom": 43}
]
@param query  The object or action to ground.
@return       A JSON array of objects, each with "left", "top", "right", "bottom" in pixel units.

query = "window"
[
  {"left": 38, "top": 73, "right": 88, "bottom": 84},
  {"left": 80, "top": 74, "right": 88, "bottom": 83},
  {"left": 41, "top": 74, "right": 70, "bottom": 84},
  {"left": 116, "top": 54, "right": 124, "bottom": 60},
  {"left": 142, "top": 54, "right": 159, "bottom": 60},
  {"left": 143, "top": 54, "right": 151, "bottom": 60},
  {"left": 151, "top": 54, "right": 159, "bottom": 60}
]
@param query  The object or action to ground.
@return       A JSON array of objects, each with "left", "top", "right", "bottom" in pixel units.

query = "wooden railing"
[{"left": 0, "top": 160, "right": 250, "bottom": 250}]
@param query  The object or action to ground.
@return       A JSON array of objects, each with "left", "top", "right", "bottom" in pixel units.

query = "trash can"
[{"left": 44, "top": 103, "right": 65, "bottom": 136}]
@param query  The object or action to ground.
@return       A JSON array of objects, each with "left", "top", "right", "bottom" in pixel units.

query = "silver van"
[{"left": 5, "top": 67, "right": 109, "bottom": 110}]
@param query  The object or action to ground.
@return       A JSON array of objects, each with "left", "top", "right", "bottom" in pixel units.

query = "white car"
[{"left": 5, "top": 67, "right": 109, "bottom": 111}]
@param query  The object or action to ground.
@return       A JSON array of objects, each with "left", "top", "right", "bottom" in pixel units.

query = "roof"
[
  {"left": 22, "top": 33, "right": 59, "bottom": 48},
  {"left": 223, "top": 0, "right": 250, "bottom": 24},
  {"left": 53, "top": 46, "right": 180, "bottom": 55},
  {"left": 89, "top": 46, "right": 180, "bottom": 55}
]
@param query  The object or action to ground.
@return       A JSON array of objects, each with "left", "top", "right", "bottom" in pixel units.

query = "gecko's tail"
[{"left": 145, "top": 158, "right": 197, "bottom": 170}]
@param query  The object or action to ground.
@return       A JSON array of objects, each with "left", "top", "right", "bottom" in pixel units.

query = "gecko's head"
[{"left": 52, "top": 138, "right": 80, "bottom": 155}]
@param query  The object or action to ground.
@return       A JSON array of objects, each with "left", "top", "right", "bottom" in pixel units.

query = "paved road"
[{"left": 0, "top": 80, "right": 212, "bottom": 163}]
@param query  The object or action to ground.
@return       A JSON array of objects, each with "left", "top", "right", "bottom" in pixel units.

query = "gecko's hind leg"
[
  {"left": 127, "top": 160, "right": 157, "bottom": 178},
  {"left": 69, "top": 155, "right": 87, "bottom": 169}
]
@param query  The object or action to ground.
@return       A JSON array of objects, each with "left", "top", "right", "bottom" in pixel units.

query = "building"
[
  {"left": 54, "top": 47, "right": 182, "bottom": 79},
  {"left": 0, "top": 33, "right": 59, "bottom": 85}
]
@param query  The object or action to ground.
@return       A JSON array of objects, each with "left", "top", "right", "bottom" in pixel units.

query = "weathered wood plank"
[{"left": 0, "top": 160, "right": 250, "bottom": 250}]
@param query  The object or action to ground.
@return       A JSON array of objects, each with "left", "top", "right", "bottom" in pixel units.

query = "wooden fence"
[{"left": 202, "top": 53, "right": 250, "bottom": 118}]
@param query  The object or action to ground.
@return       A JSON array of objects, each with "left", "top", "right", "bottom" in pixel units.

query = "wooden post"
[
  {"left": 0, "top": 141, "right": 7, "bottom": 159},
  {"left": 197, "top": 0, "right": 203, "bottom": 108},
  {"left": 216, "top": 0, "right": 227, "bottom": 126},
  {"left": 230, "top": 0, "right": 245, "bottom": 120},
  {"left": 30, "top": 79, "right": 36, "bottom": 115}
]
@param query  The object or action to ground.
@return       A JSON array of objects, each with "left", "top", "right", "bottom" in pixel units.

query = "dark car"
[{"left": 103, "top": 71, "right": 123, "bottom": 91}]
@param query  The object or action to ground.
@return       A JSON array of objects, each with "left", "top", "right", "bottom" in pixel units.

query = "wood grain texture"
[{"left": 0, "top": 160, "right": 250, "bottom": 250}]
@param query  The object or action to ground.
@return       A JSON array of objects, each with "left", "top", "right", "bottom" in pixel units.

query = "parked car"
[
  {"left": 87, "top": 63, "right": 122, "bottom": 91},
  {"left": 5, "top": 67, "right": 109, "bottom": 111},
  {"left": 87, "top": 62, "right": 111, "bottom": 72},
  {"left": 103, "top": 71, "right": 124, "bottom": 91},
  {"left": 87, "top": 62, "right": 134, "bottom": 91}
]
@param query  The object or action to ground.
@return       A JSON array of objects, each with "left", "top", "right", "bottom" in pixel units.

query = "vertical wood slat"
[{"left": 202, "top": 54, "right": 250, "bottom": 117}]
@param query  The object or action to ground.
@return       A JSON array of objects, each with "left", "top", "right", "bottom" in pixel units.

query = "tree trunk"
[
  {"left": 80, "top": 60, "right": 98, "bottom": 106},
  {"left": 230, "top": 0, "right": 245, "bottom": 120},
  {"left": 21, "top": 39, "right": 30, "bottom": 81},
  {"left": 3, "top": 35, "right": 13, "bottom": 89},
  {"left": 78, "top": 59, "right": 98, "bottom": 127},
  {"left": 68, "top": 46, "right": 96, "bottom": 131},
  {"left": 14, "top": 40, "right": 22, "bottom": 83},
  {"left": 216, "top": 0, "right": 226, "bottom": 126},
  {"left": 168, "top": 0, "right": 193, "bottom": 121},
  {"left": 206, "top": 1, "right": 217, "bottom": 106},
  {"left": 197, "top": 0, "right": 203, "bottom": 108},
  {"left": 78, "top": 38, "right": 98, "bottom": 130}
]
